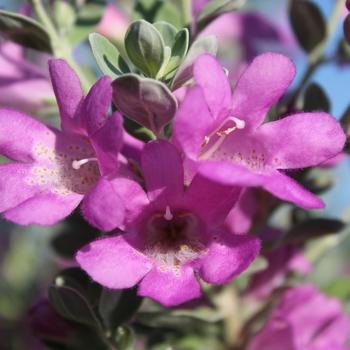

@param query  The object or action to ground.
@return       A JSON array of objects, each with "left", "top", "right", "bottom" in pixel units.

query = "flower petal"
[
  {"left": 4, "top": 192, "right": 82, "bottom": 225},
  {"left": 138, "top": 266, "right": 201, "bottom": 306},
  {"left": 82, "top": 177, "right": 125, "bottom": 232},
  {"left": 193, "top": 54, "right": 232, "bottom": 120},
  {"left": 257, "top": 112, "right": 346, "bottom": 169},
  {"left": 76, "top": 234, "right": 153, "bottom": 289},
  {"left": 0, "top": 109, "right": 56, "bottom": 162},
  {"left": 224, "top": 189, "right": 257, "bottom": 234},
  {"left": 109, "top": 176, "right": 149, "bottom": 225},
  {"left": 198, "top": 230, "right": 260, "bottom": 284},
  {"left": 141, "top": 140, "right": 184, "bottom": 202},
  {"left": 173, "top": 85, "right": 214, "bottom": 158},
  {"left": 247, "top": 319, "right": 295, "bottom": 350},
  {"left": 231, "top": 52, "right": 295, "bottom": 129},
  {"left": 90, "top": 112, "right": 123, "bottom": 175},
  {"left": 264, "top": 171, "right": 324, "bottom": 210},
  {"left": 77, "top": 76, "right": 112, "bottom": 135},
  {"left": 122, "top": 131, "right": 145, "bottom": 164},
  {"left": 185, "top": 172, "right": 241, "bottom": 226},
  {"left": 198, "top": 161, "right": 324, "bottom": 209},
  {"left": 48, "top": 59, "right": 83, "bottom": 133},
  {"left": 0, "top": 163, "right": 39, "bottom": 212}
]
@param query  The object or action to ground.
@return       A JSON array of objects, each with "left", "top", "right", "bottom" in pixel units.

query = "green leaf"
[
  {"left": 196, "top": 0, "right": 246, "bottom": 33},
  {"left": 124, "top": 20, "right": 165, "bottom": 77},
  {"left": 303, "top": 83, "right": 330, "bottom": 113},
  {"left": 172, "top": 35, "right": 217, "bottom": 89},
  {"left": 49, "top": 285, "right": 101, "bottom": 328},
  {"left": 289, "top": 0, "right": 326, "bottom": 53},
  {"left": 0, "top": 10, "right": 52, "bottom": 53},
  {"left": 89, "top": 33, "right": 124, "bottom": 78},
  {"left": 112, "top": 74, "right": 177, "bottom": 135},
  {"left": 153, "top": 21, "right": 177, "bottom": 47},
  {"left": 136, "top": 312, "right": 211, "bottom": 332},
  {"left": 112, "top": 326, "right": 135, "bottom": 350},
  {"left": 284, "top": 218, "right": 345, "bottom": 245},
  {"left": 48, "top": 268, "right": 102, "bottom": 328},
  {"left": 99, "top": 288, "right": 143, "bottom": 329},
  {"left": 162, "top": 28, "right": 189, "bottom": 80}
]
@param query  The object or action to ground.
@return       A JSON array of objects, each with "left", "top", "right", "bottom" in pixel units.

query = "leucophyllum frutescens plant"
[{"left": 0, "top": 0, "right": 349, "bottom": 349}]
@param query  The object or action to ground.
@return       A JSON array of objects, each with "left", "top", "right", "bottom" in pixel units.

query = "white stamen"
[
  {"left": 72, "top": 157, "right": 97, "bottom": 170},
  {"left": 164, "top": 205, "right": 173, "bottom": 221},
  {"left": 200, "top": 116, "right": 245, "bottom": 159},
  {"left": 231, "top": 116, "right": 245, "bottom": 129}
]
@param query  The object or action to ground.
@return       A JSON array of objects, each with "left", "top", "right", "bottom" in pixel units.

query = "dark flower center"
[{"left": 144, "top": 207, "right": 206, "bottom": 275}]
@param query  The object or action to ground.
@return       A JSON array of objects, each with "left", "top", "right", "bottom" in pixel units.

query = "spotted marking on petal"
[{"left": 25, "top": 142, "right": 100, "bottom": 195}]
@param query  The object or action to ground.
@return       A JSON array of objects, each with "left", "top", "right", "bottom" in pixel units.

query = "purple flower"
[
  {"left": 0, "top": 59, "right": 125, "bottom": 230},
  {"left": 0, "top": 41, "right": 54, "bottom": 115},
  {"left": 76, "top": 140, "right": 260, "bottom": 307},
  {"left": 248, "top": 284, "right": 350, "bottom": 350},
  {"left": 246, "top": 228, "right": 311, "bottom": 299},
  {"left": 173, "top": 53, "right": 346, "bottom": 209}
]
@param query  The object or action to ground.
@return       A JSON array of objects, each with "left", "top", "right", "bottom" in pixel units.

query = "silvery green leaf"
[
  {"left": 89, "top": 33, "right": 123, "bottom": 78},
  {"left": 196, "top": 0, "right": 246, "bottom": 32},
  {"left": 124, "top": 20, "right": 165, "bottom": 78},
  {"left": 112, "top": 74, "right": 177, "bottom": 135},
  {"left": 153, "top": 21, "right": 177, "bottom": 47},
  {"left": 172, "top": 35, "right": 217, "bottom": 89},
  {"left": 0, "top": 9, "right": 52, "bottom": 53},
  {"left": 162, "top": 28, "right": 189, "bottom": 80}
]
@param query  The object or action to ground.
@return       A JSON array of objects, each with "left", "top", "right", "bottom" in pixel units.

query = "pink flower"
[
  {"left": 96, "top": 4, "right": 130, "bottom": 42},
  {"left": 0, "top": 41, "right": 54, "bottom": 115},
  {"left": 173, "top": 53, "right": 345, "bottom": 209},
  {"left": 246, "top": 229, "right": 311, "bottom": 299},
  {"left": 0, "top": 59, "right": 125, "bottom": 230},
  {"left": 76, "top": 140, "right": 260, "bottom": 307},
  {"left": 248, "top": 285, "right": 350, "bottom": 350}
]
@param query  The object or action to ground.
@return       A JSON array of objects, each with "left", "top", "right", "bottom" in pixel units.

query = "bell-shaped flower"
[
  {"left": 0, "top": 59, "right": 125, "bottom": 230},
  {"left": 248, "top": 285, "right": 350, "bottom": 350},
  {"left": 76, "top": 140, "right": 260, "bottom": 307},
  {"left": 173, "top": 53, "right": 346, "bottom": 209}
]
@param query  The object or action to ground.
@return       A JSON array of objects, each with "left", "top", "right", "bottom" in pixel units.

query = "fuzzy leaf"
[
  {"left": 153, "top": 21, "right": 177, "bottom": 47},
  {"left": 162, "top": 28, "right": 189, "bottom": 80},
  {"left": 0, "top": 9, "right": 52, "bottom": 52},
  {"left": 89, "top": 32, "right": 124, "bottom": 78},
  {"left": 112, "top": 74, "right": 177, "bottom": 134},
  {"left": 125, "top": 20, "right": 165, "bottom": 77}
]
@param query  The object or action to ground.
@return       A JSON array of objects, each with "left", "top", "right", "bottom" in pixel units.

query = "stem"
[
  {"left": 30, "top": 0, "right": 91, "bottom": 92},
  {"left": 286, "top": 0, "right": 344, "bottom": 107},
  {"left": 179, "top": 0, "right": 192, "bottom": 28}
]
